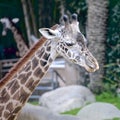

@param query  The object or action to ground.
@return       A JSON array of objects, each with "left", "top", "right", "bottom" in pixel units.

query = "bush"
[{"left": 104, "top": 0, "right": 120, "bottom": 90}]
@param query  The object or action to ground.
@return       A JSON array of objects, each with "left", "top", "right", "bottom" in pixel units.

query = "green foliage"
[
  {"left": 61, "top": 107, "right": 81, "bottom": 115},
  {"left": 96, "top": 91, "right": 120, "bottom": 109},
  {"left": 104, "top": 0, "right": 120, "bottom": 88},
  {"left": 112, "top": 118, "right": 120, "bottom": 120},
  {"left": 28, "top": 101, "right": 39, "bottom": 105}
]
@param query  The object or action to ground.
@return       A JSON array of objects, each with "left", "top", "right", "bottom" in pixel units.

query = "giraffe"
[
  {"left": 0, "top": 14, "right": 99, "bottom": 120},
  {"left": 0, "top": 17, "right": 29, "bottom": 57}
]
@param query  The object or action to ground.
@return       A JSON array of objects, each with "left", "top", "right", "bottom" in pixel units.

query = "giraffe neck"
[
  {"left": 0, "top": 38, "right": 57, "bottom": 120},
  {"left": 9, "top": 21, "right": 29, "bottom": 57}
]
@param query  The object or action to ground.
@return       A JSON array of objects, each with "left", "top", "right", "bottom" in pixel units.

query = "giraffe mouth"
[
  {"left": 85, "top": 64, "right": 99, "bottom": 72},
  {"left": 80, "top": 50, "right": 99, "bottom": 72},
  {"left": 85, "top": 60, "right": 99, "bottom": 72}
]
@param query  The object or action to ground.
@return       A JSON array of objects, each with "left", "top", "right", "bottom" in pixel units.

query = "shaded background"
[{"left": 0, "top": 0, "right": 120, "bottom": 94}]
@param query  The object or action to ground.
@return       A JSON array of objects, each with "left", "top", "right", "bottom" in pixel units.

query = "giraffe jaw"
[{"left": 69, "top": 57, "right": 99, "bottom": 72}]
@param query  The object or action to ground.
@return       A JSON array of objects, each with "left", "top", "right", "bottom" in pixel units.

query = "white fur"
[
  {"left": 39, "top": 28, "right": 60, "bottom": 39},
  {"left": 12, "top": 18, "right": 19, "bottom": 23}
]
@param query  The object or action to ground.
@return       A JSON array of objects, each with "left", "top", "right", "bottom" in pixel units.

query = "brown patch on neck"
[
  {"left": 10, "top": 21, "right": 29, "bottom": 49},
  {"left": 0, "top": 24, "right": 59, "bottom": 88}
]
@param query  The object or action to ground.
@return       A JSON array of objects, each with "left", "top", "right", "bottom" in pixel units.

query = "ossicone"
[
  {"left": 63, "top": 15, "right": 70, "bottom": 26},
  {"left": 71, "top": 13, "right": 78, "bottom": 21}
]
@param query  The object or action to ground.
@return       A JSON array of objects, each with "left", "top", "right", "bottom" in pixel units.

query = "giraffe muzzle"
[{"left": 85, "top": 57, "right": 99, "bottom": 72}]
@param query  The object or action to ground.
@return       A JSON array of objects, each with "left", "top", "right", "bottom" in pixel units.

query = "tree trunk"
[
  {"left": 28, "top": 0, "right": 38, "bottom": 37},
  {"left": 21, "top": 0, "right": 31, "bottom": 47},
  {"left": 86, "top": 0, "right": 109, "bottom": 93}
]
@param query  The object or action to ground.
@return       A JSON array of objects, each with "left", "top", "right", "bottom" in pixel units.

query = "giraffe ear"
[
  {"left": 39, "top": 28, "right": 59, "bottom": 39},
  {"left": 12, "top": 18, "right": 19, "bottom": 23}
]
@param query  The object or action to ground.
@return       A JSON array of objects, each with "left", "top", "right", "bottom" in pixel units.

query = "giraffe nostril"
[
  {"left": 85, "top": 53, "right": 88, "bottom": 56},
  {"left": 72, "top": 59, "right": 77, "bottom": 63},
  {"left": 75, "top": 56, "right": 80, "bottom": 60}
]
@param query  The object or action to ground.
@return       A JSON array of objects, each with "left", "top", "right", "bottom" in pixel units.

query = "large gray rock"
[
  {"left": 39, "top": 85, "right": 95, "bottom": 113},
  {"left": 17, "top": 103, "right": 80, "bottom": 120},
  {"left": 77, "top": 102, "right": 120, "bottom": 120}
]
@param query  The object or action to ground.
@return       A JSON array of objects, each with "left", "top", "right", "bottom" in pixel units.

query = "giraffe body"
[
  {"left": 0, "top": 18, "right": 29, "bottom": 57},
  {"left": 0, "top": 14, "right": 99, "bottom": 120}
]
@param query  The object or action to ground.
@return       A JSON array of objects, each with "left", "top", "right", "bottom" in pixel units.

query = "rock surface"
[
  {"left": 17, "top": 103, "right": 80, "bottom": 120},
  {"left": 77, "top": 102, "right": 120, "bottom": 120},
  {"left": 39, "top": 85, "right": 95, "bottom": 113}
]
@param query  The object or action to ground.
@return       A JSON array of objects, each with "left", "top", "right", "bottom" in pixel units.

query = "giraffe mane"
[{"left": 0, "top": 24, "right": 58, "bottom": 88}]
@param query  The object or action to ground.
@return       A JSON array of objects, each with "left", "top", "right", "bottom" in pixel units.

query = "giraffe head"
[
  {"left": 0, "top": 17, "right": 19, "bottom": 36},
  {"left": 39, "top": 14, "right": 99, "bottom": 72}
]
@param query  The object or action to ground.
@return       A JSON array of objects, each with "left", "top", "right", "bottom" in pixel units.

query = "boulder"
[
  {"left": 39, "top": 85, "right": 95, "bottom": 113},
  {"left": 17, "top": 103, "right": 80, "bottom": 120},
  {"left": 77, "top": 102, "right": 120, "bottom": 120}
]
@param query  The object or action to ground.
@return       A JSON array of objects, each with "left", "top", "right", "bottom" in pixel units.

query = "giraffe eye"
[{"left": 65, "top": 42, "right": 74, "bottom": 46}]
